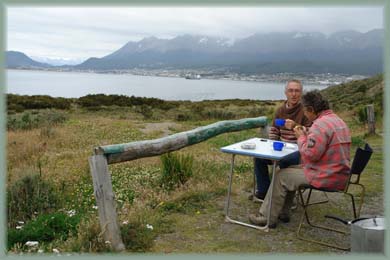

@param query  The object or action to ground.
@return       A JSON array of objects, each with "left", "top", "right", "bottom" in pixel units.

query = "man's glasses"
[{"left": 287, "top": 88, "right": 301, "bottom": 93}]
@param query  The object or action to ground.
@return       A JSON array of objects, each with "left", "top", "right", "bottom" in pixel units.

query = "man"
[
  {"left": 252, "top": 79, "right": 311, "bottom": 200},
  {"left": 249, "top": 90, "right": 351, "bottom": 227}
]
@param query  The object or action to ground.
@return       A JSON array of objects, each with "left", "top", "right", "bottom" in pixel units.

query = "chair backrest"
[{"left": 349, "top": 143, "right": 373, "bottom": 183}]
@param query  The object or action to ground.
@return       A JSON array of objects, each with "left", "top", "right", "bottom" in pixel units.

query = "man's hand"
[
  {"left": 294, "top": 125, "right": 307, "bottom": 138},
  {"left": 285, "top": 119, "right": 296, "bottom": 130}
]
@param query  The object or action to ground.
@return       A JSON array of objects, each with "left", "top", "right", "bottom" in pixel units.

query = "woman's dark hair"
[{"left": 302, "top": 90, "right": 330, "bottom": 114}]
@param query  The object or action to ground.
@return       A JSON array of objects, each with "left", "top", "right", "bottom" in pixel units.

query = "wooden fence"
[{"left": 89, "top": 116, "right": 268, "bottom": 251}]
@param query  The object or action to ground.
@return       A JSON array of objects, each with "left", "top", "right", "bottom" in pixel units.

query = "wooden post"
[
  {"left": 89, "top": 155, "right": 125, "bottom": 252},
  {"left": 366, "top": 104, "right": 375, "bottom": 135}
]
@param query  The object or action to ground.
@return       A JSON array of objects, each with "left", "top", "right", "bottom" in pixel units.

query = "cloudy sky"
[{"left": 6, "top": 6, "right": 384, "bottom": 64}]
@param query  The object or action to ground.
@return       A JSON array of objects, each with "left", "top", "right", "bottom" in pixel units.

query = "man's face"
[{"left": 285, "top": 82, "right": 302, "bottom": 106}]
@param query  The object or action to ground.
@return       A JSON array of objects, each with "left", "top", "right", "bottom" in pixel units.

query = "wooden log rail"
[{"left": 89, "top": 116, "right": 268, "bottom": 251}]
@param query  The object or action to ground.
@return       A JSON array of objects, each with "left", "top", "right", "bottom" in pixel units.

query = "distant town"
[{"left": 12, "top": 67, "right": 369, "bottom": 87}]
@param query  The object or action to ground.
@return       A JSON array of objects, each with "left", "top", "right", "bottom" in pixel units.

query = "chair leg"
[
  {"left": 296, "top": 188, "right": 350, "bottom": 251},
  {"left": 345, "top": 192, "right": 357, "bottom": 219},
  {"left": 354, "top": 183, "right": 365, "bottom": 218},
  {"left": 346, "top": 183, "right": 365, "bottom": 218}
]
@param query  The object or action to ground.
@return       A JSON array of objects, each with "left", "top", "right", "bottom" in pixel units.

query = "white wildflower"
[
  {"left": 17, "top": 221, "right": 24, "bottom": 225},
  {"left": 105, "top": 241, "right": 111, "bottom": 244},
  {"left": 25, "top": 241, "right": 39, "bottom": 247},
  {"left": 122, "top": 221, "right": 129, "bottom": 225},
  {"left": 52, "top": 248, "right": 60, "bottom": 253},
  {"left": 146, "top": 224, "right": 153, "bottom": 230},
  {"left": 92, "top": 205, "right": 98, "bottom": 210},
  {"left": 38, "top": 249, "right": 44, "bottom": 253},
  {"left": 16, "top": 226, "right": 23, "bottom": 230},
  {"left": 67, "top": 209, "right": 76, "bottom": 217}
]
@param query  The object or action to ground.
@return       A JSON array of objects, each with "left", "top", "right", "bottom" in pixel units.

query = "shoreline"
[{"left": 6, "top": 68, "right": 368, "bottom": 87}]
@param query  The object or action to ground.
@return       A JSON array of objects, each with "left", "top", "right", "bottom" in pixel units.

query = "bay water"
[{"left": 6, "top": 69, "right": 326, "bottom": 101}]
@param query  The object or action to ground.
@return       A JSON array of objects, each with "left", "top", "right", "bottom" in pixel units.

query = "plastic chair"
[{"left": 296, "top": 143, "right": 373, "bottom": 250}]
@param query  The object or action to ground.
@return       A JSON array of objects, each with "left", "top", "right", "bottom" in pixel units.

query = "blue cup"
[
  {"left": 275, "top": 118, "right": 286, "bottom": 127},
  {"left": 273, "top": 141, "right": 284, "bottom": 151}
]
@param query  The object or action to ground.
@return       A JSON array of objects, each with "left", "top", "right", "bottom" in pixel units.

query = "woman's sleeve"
[{"left": 297, "top": 123, "right": 328, "bottom": 162}]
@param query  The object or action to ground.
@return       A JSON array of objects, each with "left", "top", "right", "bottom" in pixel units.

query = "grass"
[{"left": 6, "top": 97, "right": 384, "bottom": 254}]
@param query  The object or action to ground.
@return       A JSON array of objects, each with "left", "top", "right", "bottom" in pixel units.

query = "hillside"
[{"left": 321, "top": 74, "right": 383, "bottom": 115}]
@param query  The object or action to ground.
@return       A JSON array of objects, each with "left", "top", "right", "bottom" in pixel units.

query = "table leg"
[
  {"left": 266, "top": 161, "right": 277, "bottom": 227},
  {"left": 252, "top": 157, "right": 256, "bottom": 198},
  {"left": 224, "top": 155, "right": 269, "bottom": 231},
  {"left": 225, "top": 154, "right": 235, "bottom": 217}
]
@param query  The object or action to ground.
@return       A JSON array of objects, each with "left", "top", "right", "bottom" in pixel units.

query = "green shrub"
[
  {"left": 159, "top": 153, "right": 194, "bottom": 191},
  {"left": 158, "top": 101, "right": 178, "bottom": 111},
  {"left": 77, "top": 94, "right": 169, "bottom": 109},
  {"left": 136, "top": 105, "right": 153, "bottom": 119},
  {"left": 84, "top": 105, "right": 104, "bottom": 111},
  {"left": 7, "top": 173, "right": 60, "bottom": 226},
  {"left": 7, "top": 103, "right": 25, "bottom": 113},
  {"left": 357, "top": 106, "right": 367, "bottom": 123},
  {"left": 7, "top": 212, "right": 81, "bottom": 250},
  {"left": 7, "top": 110, "right": 68, "bottom": 131},
  {"left": 6, "top": 112, "right": 38, "bottom": 130},
  {"left": 351, "top": 136, "right": 365, "bottom": 147},
  {"left": 37, "top": 110, "right": 68, "bottom": 125},
  {"left": 201, "top": 109, "right": 236, "bottom": 120},
  {"left": 7, "top": 94, "right": 71, "bottom": 111},
  {"left": 248, "top": 107, "right": 265, "bottom": 117},
  {"left": 176, "top": 113, "right": 192, "bottom": 121}
]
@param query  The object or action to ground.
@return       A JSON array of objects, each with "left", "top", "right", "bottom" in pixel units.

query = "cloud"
[{"left": 6, "top": 6, "right": 383, "bottom": 60}]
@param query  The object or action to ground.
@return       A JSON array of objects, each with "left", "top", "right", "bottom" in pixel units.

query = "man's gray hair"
[{"left": 285, "top": 79, "right": 303, "bottom": 91}]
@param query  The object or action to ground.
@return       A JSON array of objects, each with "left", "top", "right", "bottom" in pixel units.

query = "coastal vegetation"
[{"left": 6, "top": 75, "right": 384, "bottom": 254}]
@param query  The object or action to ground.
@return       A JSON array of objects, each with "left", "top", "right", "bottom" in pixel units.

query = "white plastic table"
[{"left": 221, "top": 137, "right": 298, "bottom": 231}]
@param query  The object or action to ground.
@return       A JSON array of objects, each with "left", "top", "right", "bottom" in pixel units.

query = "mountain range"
[
  {"left": 6, "top": 29, "right": 384, "bottom": 75},
  {"left": 6, "top": 51, "right": 51, "bottom": 68}
]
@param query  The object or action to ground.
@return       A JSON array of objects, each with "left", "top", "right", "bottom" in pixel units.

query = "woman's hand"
[
  {"left": 294, "top": 125, "right": 307, "bottom": 138},
  {"left": 284, "top": 119, "right": 296, "bottom": 130}
]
